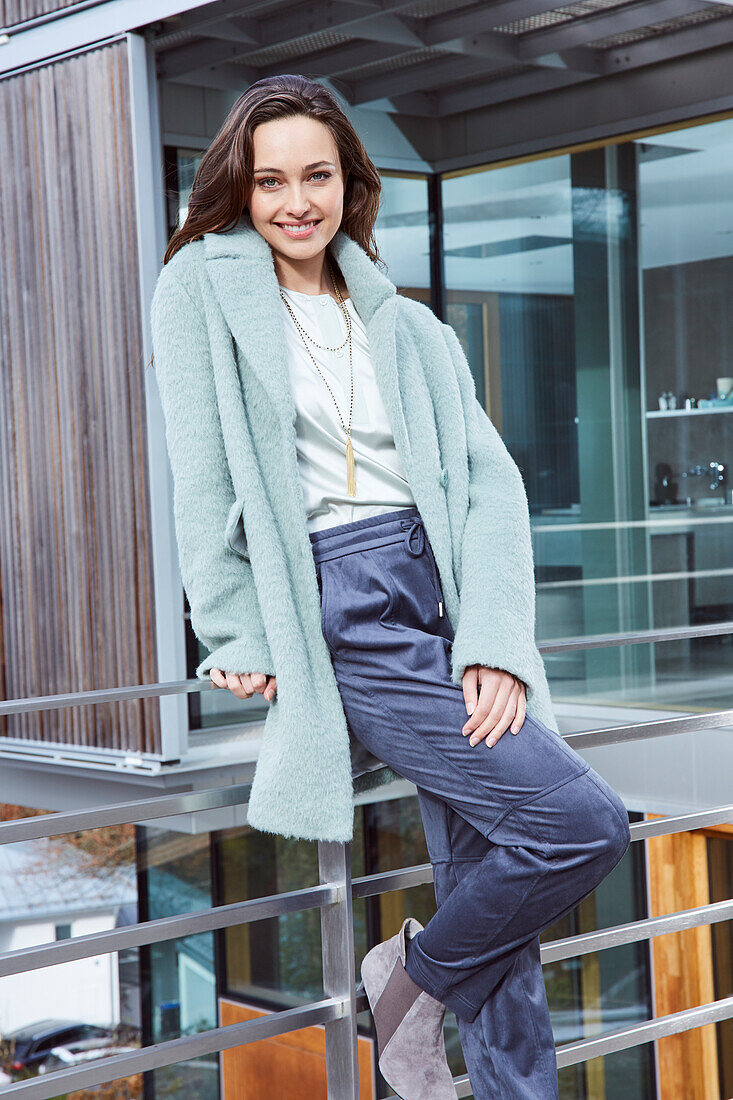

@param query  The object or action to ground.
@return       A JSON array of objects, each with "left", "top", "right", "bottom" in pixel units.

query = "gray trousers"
[{"left": 309, "top": 505, "right": 630, "bottom": 1098}]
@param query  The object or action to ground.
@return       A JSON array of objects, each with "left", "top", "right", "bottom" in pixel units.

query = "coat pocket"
[{"left": 224, "top": 497, "right": 250, "bottom": 561}]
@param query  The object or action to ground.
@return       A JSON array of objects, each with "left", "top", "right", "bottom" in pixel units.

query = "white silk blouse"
[{"left": 278, "top": 283, "right": 416, "bottom": 533}]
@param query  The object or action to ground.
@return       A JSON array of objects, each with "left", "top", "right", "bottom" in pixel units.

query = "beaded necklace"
[{"left": 279, "top": 260, "right": 357, "bottom": 497}]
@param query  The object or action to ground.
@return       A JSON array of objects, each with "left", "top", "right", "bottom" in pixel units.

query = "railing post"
[{"left": 318, "top": 839, "right": 359, "bottom": 1099}]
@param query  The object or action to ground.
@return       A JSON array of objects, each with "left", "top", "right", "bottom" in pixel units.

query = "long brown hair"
[{"left": 163, "top": 74, "right": 384, "bottom": 269}]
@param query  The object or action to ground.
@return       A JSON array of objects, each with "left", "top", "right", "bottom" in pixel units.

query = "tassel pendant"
[{"left": 346, "top": 435, "right": 357, "bottom": 497}]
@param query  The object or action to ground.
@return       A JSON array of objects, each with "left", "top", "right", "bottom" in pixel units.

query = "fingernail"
[
  {"left": 469, "top": 737, "right": 478, "bottom": 746},
  {"left": 487, "top": 739, "right": 495, "bottom": 748}
]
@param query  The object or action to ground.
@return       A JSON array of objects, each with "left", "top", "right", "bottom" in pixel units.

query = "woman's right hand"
[{"left": 209, "top": 669, "right": 277, "bottom": 702}]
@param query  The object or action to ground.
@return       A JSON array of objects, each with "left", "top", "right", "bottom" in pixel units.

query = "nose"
[{"left": 284, "top": 186, "right": 311, "bottom": 217}]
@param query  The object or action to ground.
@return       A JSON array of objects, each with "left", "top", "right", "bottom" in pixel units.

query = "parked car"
[
  {"left": 2, "top": 1019, "right": 114, "bottom": 1079},
  {"left": 37, "top": 1039, "right": 139, "bottom": 1075}
]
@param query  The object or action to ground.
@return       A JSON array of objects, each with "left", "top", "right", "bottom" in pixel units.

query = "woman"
[{"left": 150, "top": 74, "right": 630, "bottom": 1100}]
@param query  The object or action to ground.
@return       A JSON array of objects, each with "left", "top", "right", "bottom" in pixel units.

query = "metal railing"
[{"left": 0, "top": 690, "right": 732, "bottom": 1097}]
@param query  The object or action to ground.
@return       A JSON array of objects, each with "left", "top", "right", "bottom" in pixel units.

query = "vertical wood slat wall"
[
  {"left": 0, "top": 41, "right": 162, "bottom": 755},
  {"left": 2, "top": 0, "right": 80, "bottom": 26},
  {"left": 646, "top": 815, "right": 720, "bottom": 1100}
]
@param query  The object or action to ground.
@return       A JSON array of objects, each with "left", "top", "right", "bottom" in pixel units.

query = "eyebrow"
[{"left": 253, "top": 161, "right": 336, "bottom": 174}]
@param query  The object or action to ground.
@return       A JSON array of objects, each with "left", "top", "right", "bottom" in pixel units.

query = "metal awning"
[
  {"left": 150, "top": 0, "right": 733, "bottom": 117},
  {"left": 4, "top": 1, "right": 733, "bottom": 163}
]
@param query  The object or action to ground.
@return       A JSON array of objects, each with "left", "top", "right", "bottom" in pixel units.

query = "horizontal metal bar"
[
  {"left": 1, "top": 0, "right": 249, "bottom": 80},
  {"left": 541, "top": 898, "right": 733, "bottom": 964},
  {"left": 0, "top": 677, "right": 217, "bottom": 716},
  {"left": 7, "top": 986, "right": 727, "bottom": 1099},
  {"left": 3, "top": 702, "right": 728, "bottom": 779},
  {"left": 539, "top": 566, "right": 733, "bottom": 592},
  {"left": 0, "top": 883, "right": 340, "bottom": 977},
  {"left": 2, "top": 617, "right": 733, "bottom": 718},
  {"left": 0, "top": 997, "right": 345, "bottom": 1099},
  {"left": 1, "top": 776, "right": 727, "bottom": 864},
  {"left": 554, "top": 994, "right": 733, "bottom": 1068},
  {"left": 532, "top": 515, "right": 733, "bottom": 534},
  {"left": 454, "top": 1070, "right": 476, "bottom": 1098},
  {"left": 0, "top": 782, "right": 252, "bottom": 844},
  {"left": 453, "top": 994, "right": 730, "bottom": 1086},
  {"left": 4, "top": 866, "right": 729, "bottom": 982},
  {"left": 351, "top": 803, "right": 733, "bottom": 898},
  {"left": 0, "top": 739, "right": 166, "bottom": 767},
  {"left": 9, "top": 858, "right": 724, "bottom": 980},
  {"left": 629, "top": 802, "right": 733, "bottom": 838},
  {"left": 538, "top": 619, "right": 733, "bottom": 652},
  {"left": 351, "top": 861, "right": 434, "bottom": 899},
  {"left": 565, "top": 709, "right": 733, "bottom": 750}
]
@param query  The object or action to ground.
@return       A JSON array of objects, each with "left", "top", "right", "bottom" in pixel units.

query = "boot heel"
[{"left": 360, "top": 917, "right": 457, "bottom": 1100}]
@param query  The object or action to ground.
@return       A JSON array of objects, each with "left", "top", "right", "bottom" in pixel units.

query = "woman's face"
[{"left": 247, "top": 115, "right": 346, "bottom": 263}]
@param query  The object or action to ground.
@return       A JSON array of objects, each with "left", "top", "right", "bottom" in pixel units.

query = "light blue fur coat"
[{"left": 150, "top": 213, "right": 558, "bottom": 843}]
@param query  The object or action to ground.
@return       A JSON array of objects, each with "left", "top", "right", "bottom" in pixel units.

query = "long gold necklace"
[{"left": 279, "top": 260, "right": 357, "bottom": 497}]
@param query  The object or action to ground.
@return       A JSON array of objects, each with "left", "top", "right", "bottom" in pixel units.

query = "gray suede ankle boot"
[{"left": 361, "top": 916, "right": 457, "bottom": 1099}]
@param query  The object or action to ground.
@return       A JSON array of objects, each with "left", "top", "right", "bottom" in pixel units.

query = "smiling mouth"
[{"left": 275, "top": 220, "right": 322, "bottom": 235}]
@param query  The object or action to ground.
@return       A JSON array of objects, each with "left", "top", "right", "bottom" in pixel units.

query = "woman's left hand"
[{"left": 461, "top": 666, "right": 527, "bottom": 748}]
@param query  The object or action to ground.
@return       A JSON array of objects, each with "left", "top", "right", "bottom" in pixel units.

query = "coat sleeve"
[
  {"left": 150, "top": 266, "right": 275, "bottom": 681},
  {"left": 439, "top": 320, "right": 538, "bottom": 695}
]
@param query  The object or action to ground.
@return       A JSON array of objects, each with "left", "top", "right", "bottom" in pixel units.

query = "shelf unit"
[{"left": 647, "top": 406, "right": 733, "bottom": 418}]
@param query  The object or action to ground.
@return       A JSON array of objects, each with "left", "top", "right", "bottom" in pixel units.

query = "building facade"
[{"left": 2, "top": 2, "right": 733, "bottom": 1097}]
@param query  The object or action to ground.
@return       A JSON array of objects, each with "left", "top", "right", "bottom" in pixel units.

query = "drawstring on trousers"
[{"left": 400, "top": 516, "right": 444, "bottom": 617}]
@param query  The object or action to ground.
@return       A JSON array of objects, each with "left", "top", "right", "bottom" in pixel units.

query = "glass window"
[
  {"left": 172, "top": 148, "right": 203, "bottom": 237},
  {"left": 374, "top": 171, "right": 431, "bottom": 301},
  {"left": 442, "top": 123, "right": 733, "bottom": 718},
  {"left": 638, "top": 119, "right": 733, "bottom": 709},
  {"left": 211, "top": 794, "right": 651, "bottom": 1094},
  {"left": 215, "top": 822, "right": 323, "bottom": 1009},
  {"left": 542, "top": 811, "right": 654, "bottom": 1097},
  {"left": 138, "top": 824, "right": 219, "bottom": 1099}
]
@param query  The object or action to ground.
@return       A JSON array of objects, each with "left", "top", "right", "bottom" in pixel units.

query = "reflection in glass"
[
  {"left": 139, "top": 826, "right": 218, "bottom": 1099},
  {"left": 374, "top": 171, "right": 431, "bottom": 300},
  {"left": 442, "top": 128, "right": 733, "bottom": 715},
  {"left": 639, "top": 120, "right": 733, "bottom": 708},
  {"left": 543, "top": 811, "right": 653, "bottom": 1098}
]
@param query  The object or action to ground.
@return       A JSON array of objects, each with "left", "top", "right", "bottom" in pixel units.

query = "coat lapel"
[{"left": 202, "top": 215, "right": 413, "bottom": 473}]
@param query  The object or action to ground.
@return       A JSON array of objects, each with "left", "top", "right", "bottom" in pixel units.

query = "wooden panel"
[
  {"left": 0, "top": 42, "right": 161, "bottom": 755},
  {"left": 646, "top": 814, "right": 720, "bottom": 1100},
  {"left": 701, "top": 823, "right": 733, "bottom": 838},
  {"left": 2, "top": 0, "right": 79, "bottom": 27},
  {"left": 219, "top": 999, "right": 375, "bottom": 1099},
  {"left": 706, "top": 831, "right": 733, "bottom": 1098},
  {"left": 576, "top": 891, "right": 606, "bottom": 1099}
]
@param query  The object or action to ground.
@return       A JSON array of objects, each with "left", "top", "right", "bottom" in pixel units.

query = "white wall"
[{"left": 0, "top": 912, "right": 120, "bottom": 1035}]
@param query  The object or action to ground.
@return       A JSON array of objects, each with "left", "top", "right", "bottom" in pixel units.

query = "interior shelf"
[{"left": 647, "top": 406, "right": 733, "bottom": 418}]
